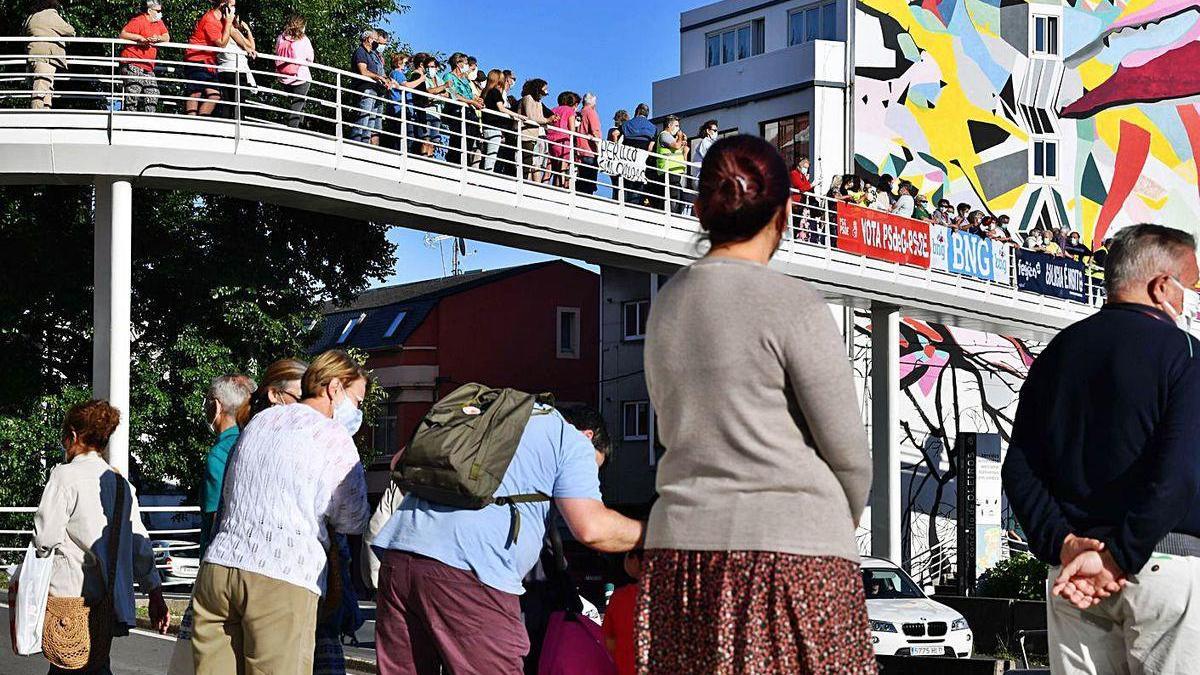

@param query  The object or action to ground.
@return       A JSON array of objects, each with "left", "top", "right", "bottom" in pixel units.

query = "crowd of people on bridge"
[
  {"left": 20, "top": 0, "right": 1117, "bottom": 270},
  {"left": 794, "top": 167, "right": 1112, "bottom": 271}
]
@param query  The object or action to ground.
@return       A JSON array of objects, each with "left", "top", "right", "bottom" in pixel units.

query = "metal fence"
[
  {"left": 0, "top": 36, "right": 1108, "bottom": 309},
  {"left": 0, "top": 505, "right": 199, "bottom": 577}
]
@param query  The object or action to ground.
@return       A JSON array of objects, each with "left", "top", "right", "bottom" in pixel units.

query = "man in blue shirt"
[
  {"left": 198, "top": 374, "right": 255, "bottom": 557},
  {"left": 373, "top": 404, "right": 644, "bottom": 675},
  {"left": 1003, "top": 223, "right": 1200, "bottom": 673},
  {"left": 349, "top": 28, "right": 395, "bottom": 145},
  {"left": 622, "top": 103, "right": 658, "bottom": 207}
]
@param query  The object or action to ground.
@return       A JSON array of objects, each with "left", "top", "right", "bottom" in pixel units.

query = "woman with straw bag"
[{"left": 32, "top": 399, "right": 169, "bottom": 674}]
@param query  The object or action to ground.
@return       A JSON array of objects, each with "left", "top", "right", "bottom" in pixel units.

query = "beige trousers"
[
  {"left": 1048, "top": 554, "right": 1200, "bottom": 675},
  {"left": 31, "top": 61, "right": 55, "bottom": 109},
  {"left": 191, "top": 563, "right": 318, "bottom": 675}
]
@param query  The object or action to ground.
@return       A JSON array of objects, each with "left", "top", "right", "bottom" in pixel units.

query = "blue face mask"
[{"left": 333, "top": 389, "right": 363, "bottom": 436}]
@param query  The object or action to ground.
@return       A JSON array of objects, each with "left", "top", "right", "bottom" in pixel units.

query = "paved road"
[
  {"left": 0, "top": 606, "right": 176, "bottom": 674},
  {"left": 0, "top": 604, "right": 381, "bottom": 674}
]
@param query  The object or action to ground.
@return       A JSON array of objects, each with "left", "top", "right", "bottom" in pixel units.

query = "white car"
[
  {"left": 152, "top": 539, "right": 200, "bottom": 586},
  {"left": 862, "top": 557, "right": 973, "bottom": 658}
]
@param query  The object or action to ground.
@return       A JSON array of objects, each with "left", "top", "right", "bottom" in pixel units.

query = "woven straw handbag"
[{"left": 42, "top": 475, "right": 125, "bottom": 670}]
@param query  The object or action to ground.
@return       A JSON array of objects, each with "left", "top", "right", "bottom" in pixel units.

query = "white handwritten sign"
[{"left": 597, "top": 140, "right": 649, "bottom": 184}]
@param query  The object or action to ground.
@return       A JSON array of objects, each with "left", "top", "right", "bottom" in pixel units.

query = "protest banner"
[
  {"left": 836, "top": 202, "right": 931, "bottom": 268},
  {"left": 1015, "top": 249, "right": 1087, "bottom": 302},
  {"left": 597, "top": 140, "right": 649, "bottom": 184}
]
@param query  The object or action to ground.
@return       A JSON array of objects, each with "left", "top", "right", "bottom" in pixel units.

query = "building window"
[
  {"left": 789, "top": 2, "right": 837, "bottom": 46},
  {"left": 623, "top": 300, "right": 651, "bottom": 341},
  {"left": 383, "top": 310, "right": 408, "bottom": 339},
  {"left": 1032, "top": 139, "right": 1058, "bottom": 180},
  {"left": 623, "top": 401, "right": 650, "bottom": 441},
  {"left": 557, "top": 307, "right": 580, "bottom": 359},
  {"left": 706, "top": 20, "right": 765, "bottom": 67},
  {"left": 761, "top": 113, "right": 811, "bottom": 170},
  {"left": 372, "top": 411, "right": 397, "bottom": 455},
  {"left": 336, "top": 312, "right": 366, "bottom": 345},
  {"left": 1033, "top": 15, "right": 1059, "bottom": 56}
]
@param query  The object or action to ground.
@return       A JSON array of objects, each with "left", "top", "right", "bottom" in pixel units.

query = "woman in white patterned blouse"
[{"left": 190, "top": 350, "right": 372, "bottom": 675}]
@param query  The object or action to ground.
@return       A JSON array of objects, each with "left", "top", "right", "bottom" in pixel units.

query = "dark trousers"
[
  {"left": 376, "top": 550, "right": 529, "bottom": 675},
  {"left": 281, "top": 80, "right": 310, "bottom": 128},
  {"left": 576, "top": 157, "right": 599, "bottom": 194}
]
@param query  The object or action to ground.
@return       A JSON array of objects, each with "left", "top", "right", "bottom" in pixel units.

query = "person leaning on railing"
[
  {"left": 184, "top": 0, "right": 235, "bottom": 116},
  {"left": 117, "top": 0, "right": 169, "bottom": 114},
  {"left": 349, "top": 29, "right": 395, "bottom": 146},
  {"left": 22, "top": 0, "right": 75, "bottom": 110},
  {"left": 274, "top": 14, "right": 313, "bottom": 129},
  {"left": 518, "top": 78, "right": 555, "bottom": 183},
  {"left": 214, "top": 1, "right": 257, "bottom": 122}
]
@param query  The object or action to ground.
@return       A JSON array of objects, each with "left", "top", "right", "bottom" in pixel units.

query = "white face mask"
[
  {"left": 1166, "top": 277, "right": 1200, "bottom": 333},
  {"left": 333, "top": 387, "right": 364, "bottom": 436},
  {"left": 148, "top": 9, "right": 162, "bottom": 21}
]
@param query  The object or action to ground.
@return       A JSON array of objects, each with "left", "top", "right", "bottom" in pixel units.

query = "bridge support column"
[
  {"left": 93, "top": 179, "right": 132, "bottom": 475},
  {"left": 870, "top": 302, "right": 901, "bottom": 563}
]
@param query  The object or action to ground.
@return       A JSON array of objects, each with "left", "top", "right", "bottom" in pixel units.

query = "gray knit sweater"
[{"left": 644, "top": 256, "right": 872, "bottom": 561}]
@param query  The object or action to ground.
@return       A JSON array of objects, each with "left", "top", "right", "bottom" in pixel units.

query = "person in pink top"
[
  {"left": 546, "top": 91, "right": 580, "bottom": 188},
  {"left": 274, "top": 14, "right": 314, "bottom": 128},
  {"left": 576, "top": 92, "right": 602, "bottom": 195}
]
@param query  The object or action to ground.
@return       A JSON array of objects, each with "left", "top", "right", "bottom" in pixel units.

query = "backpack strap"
[{"left": 492, "top": 412, "right": 566, "bottom": 547}]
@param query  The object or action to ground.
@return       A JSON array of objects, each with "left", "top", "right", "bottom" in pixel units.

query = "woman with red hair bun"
[{"left": 637, "top": 135, "right": 876, "bottom": 674}]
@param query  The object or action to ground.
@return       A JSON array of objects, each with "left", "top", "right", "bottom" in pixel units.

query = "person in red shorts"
[
  {"left": 602, "top": 549, "right": 642, "bottom": 675},
  {"left": 184, "top": 0, "right": 235, "bottom": 116},
  {"left": 118, "top": 1, "right": 169, "bottom": 113}
]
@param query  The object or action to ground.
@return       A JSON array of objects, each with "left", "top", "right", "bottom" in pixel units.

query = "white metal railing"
[
  {"left": 0, "top": 505, "right": 200, "bottom": 572},
  {"left": 908, "top": 539, "right": 958, "bottom": 590},
  {"left": 0, "top": 36, "right": 1107, "bottom": 310}
]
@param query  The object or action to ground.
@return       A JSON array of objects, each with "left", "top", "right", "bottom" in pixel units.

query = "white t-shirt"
[
  {"left": 204, "top": 404, "right": 369, "bottom": 595},
  {"left": 892, "top": 194, "right": 915, "bottom": 218}
]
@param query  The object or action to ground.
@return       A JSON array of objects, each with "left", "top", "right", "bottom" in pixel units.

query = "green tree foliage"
[
  {"left": 976, "top": 553, "right": 1050, "bottom": 601},
  {"left": 0, "top": 186, "right": 397, "bottom": 505},
  {"left": 0, "top": 0, "right": 408, "bottom": 507},
  {"left": 1, "top": 0, "right": 408, "bottom": 65}
]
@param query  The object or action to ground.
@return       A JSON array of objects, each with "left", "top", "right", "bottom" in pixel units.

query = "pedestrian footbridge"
[{"left": 0, "top": 37, "right": 1101, "bottom": 564}]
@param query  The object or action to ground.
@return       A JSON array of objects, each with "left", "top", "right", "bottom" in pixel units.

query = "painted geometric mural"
[
  {"left": 851, "top": 316, "right": 1041, "bottom": 564},
  {"left": 855, "top": 0, "right": 1200, "bottom": 247}
]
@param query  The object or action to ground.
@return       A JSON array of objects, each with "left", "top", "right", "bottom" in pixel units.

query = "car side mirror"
[{"left": 923, "top": 585, "right": 935, "bottom": 596}]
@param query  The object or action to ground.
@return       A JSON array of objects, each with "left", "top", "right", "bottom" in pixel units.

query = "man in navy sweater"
[{"left": 1003, "top": 223, "right": 1200, "bottom": 674}]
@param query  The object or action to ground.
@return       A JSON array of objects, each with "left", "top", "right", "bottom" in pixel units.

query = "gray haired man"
[
  {"left": 1003, "top": 224, "right": 1200, "bottom": 674},
  {"left": 200, "top": 374, "right": 255, "bottom": 554}
]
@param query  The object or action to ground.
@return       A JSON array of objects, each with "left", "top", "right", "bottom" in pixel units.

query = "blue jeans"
[{"left": 352, "top": 88, "right": 383, "bottom": 142}]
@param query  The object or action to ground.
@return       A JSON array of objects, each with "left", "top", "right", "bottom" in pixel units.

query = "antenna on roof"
[{"left": 422, "top": 233, "right": 475, "bottom": 277}]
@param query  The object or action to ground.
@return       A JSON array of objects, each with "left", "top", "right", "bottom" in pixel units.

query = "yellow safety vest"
[{"left": 656, "top": 139, "right": 687, "bottom": 174}]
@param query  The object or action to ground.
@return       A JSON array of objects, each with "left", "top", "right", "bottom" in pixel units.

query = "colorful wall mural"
[
  {"left": 854, "top": 0, "right": 1200, "bottom": 247},
  {"left": 852, "top": 315, "right": 1041, "bottom": 565}
]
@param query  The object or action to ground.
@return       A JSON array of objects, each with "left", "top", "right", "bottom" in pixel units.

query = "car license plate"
[{"left": 910, "top": 646, "right": 943, "bottom": 656}]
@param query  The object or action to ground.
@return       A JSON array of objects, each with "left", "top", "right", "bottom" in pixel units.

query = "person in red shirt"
[
  {"left": 790, "top": 155, "right": 813, "bottom": 194},
  {"left": 118, "top": 1, "right": 169, "bottom": 113},
  {"left": 183, "top": 0, "right": 235, "bottom": 116},
  {"left": 602, "top": 549, "right": 642, "bottom": 675}
]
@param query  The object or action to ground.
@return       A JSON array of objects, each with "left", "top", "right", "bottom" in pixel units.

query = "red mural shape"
[
  {"left": 1062, "top": 41, "right": 1200, "bottom": 119},
  {"left": 1091, "top": 121, "right": 1151, "bottom": 249},
  {"left": 1177, "top": 103, "right": 1200, "bottom": 201}
]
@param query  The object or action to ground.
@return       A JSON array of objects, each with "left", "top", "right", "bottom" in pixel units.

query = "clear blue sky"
[{"left": 378, "top": 0, "right": 699, "bottom": 285}]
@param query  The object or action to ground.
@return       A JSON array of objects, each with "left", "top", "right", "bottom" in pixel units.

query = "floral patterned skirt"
[{"left": 635, "top": 550, "right": 876, "bottom": 675}]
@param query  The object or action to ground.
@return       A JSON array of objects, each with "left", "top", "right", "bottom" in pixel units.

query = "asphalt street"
[
  {"left": 0, "top": 606, "right": 177, "bottom": 674},
  {"left": 0, "top": 603, "right": 380, "bottom": 674}
]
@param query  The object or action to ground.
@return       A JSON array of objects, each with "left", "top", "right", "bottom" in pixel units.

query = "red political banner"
[{"left": 836, "top": 202, "right": 932, "bottom": 268}]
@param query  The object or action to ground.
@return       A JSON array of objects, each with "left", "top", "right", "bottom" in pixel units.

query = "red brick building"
[{"left": 311, "top": 260, "right": 599, "bottom": 494}]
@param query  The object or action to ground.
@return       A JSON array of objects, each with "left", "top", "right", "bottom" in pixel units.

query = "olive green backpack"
[{"left": 392, "top": 383, "right": 558, "bottom": 544}]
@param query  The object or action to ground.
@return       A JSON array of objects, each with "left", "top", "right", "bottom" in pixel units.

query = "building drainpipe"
[{"left": 845, "top": 0, "right": 856, "bottom": 176}]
